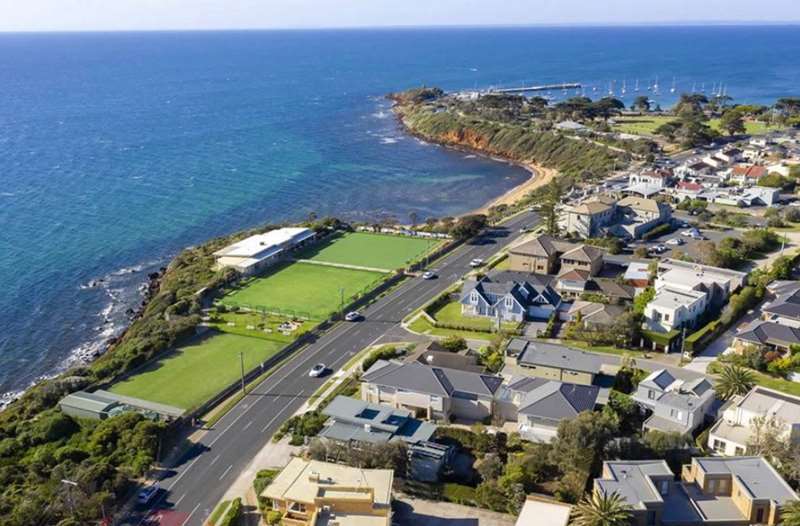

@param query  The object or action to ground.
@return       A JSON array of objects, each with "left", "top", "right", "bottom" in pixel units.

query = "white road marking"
[
  {"left": 242, "top": 419, "right": 253, "bottom": 431},
  {"left": 181, "top": 502, "right": 201, "bottom": 526},
  {"left": 261, "top": 390, "right": 304, "bottom": 432},
  {"left": 175, "top": 493, "right": 186, "bottom": 507},
  {"left": 209, "top": 454, "right": 221, "bottom": 466},
  {"left": 218, "top": 464, "right": 233, "bottom": 480}
]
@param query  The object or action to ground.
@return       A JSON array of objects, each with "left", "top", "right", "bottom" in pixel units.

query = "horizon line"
[{"left": 1, "top": 20, "right": 800, "bottom": 34}]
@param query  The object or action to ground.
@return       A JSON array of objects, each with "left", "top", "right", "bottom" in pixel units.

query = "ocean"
[{"left": 1, "top": 26, "right": 799, "bottom": 397}]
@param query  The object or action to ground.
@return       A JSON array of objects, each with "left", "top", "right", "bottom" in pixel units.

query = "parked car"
[
  {"left": 649, "top": 244, "right": 668, "bottom": 254},
  {"left": 682, "top": 228, "right": 704, "bottom": 239},
  {"left": 309, "top": 363, "right": 326, "bottom": 377},
  {"left": 665, "top": 238, "right": 684, "bottom": 246},
  {"left": 421, "top": 271, "right": 437, "bottom": 280},
  {"left": 469, "top": 258, "right": 484, "bottom": 268},
  {"left": 344, "top": 311, "right": 362, "bottom": 322},
  {"left": 138, "top": 484, "right": 160, "bottom": 506}
]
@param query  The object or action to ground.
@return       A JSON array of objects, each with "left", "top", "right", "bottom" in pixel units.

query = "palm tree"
[
  {"left": 573, "top": 490, "right": 633, "bottom": 526},
  {"left": 716, "top": 364, "right": 755, "bottom": 400},
  {"left": 782, "top": 500, "right": 800, "bottom": 526}
]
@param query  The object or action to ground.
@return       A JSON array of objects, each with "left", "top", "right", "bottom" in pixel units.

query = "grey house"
[
  {"left": 460, "top": 275, "right": 562, "bottom": 322},
  {"left": 319, "top": 396, "right": 450, "bottom": 482},
  {"left": 508, "top": 339, "right": 606, "bottom": 386},
  {"left": 361, "top": 360, "right": 504, "bottom": 423},
  {"left": 497, "top": 376, "right": 600, "bottom": 442},
  {"left": 631, "top": 369, "right": 716, "bottom": 435}
]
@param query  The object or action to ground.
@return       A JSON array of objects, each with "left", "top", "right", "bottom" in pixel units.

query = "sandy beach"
[{"left": 471, "top": 162, "right": 557, "bottom": 216}]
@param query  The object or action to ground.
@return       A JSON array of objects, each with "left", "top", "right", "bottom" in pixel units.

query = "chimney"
[{"left": 309, "top": 471, "right": 320, "bottom": 483}]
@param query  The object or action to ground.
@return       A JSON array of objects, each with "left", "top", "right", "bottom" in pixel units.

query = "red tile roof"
[{"left": 732, "top": 165, "right": 767, "bottom": 179}]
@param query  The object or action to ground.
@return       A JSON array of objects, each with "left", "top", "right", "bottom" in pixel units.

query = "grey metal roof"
[
  {"left": 362, "top": 361, "right": 503, "bottom": 399},
  {"left": 644, "top": 414, "right": 693, "bottom": 434},
  {"left": 737, "top": 319, "right": 800, "bottom": 347},
  {"left": 59, "top": 391, "right": 118, "bottom": 414},
  {"left": 321, "top": 396, "right": 436, "bottom": 445},
  {"left": 763, "top": 287, "right": 800, "bottom": 320},
  {"left": 94, "top": 390, "right": 185, "bottom": 417},
  {"left": 693, "top": 457, "right": 799, "bottom": 504},
  {"left": 61, "top": 390, "right": 184, "bottom": 418},
  {"left": 640, "top": 369, "right": 677, "bottom": 391},
  {"left": 519, "top": 381, "right": 600, "bottom": 420},
  {"left": 513, "top": 340, "right": 605, "bottom": 374}
]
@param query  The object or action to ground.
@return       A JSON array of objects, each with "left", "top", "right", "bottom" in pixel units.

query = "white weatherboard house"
[
  {"left": 708, "top": 386, "right": 800, "bottom": 456},
  {"left": 213, "top": 227, "right": 315, "bottom": 276}
]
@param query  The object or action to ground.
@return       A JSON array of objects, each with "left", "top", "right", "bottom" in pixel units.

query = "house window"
[
  {"left": 648, "top": 390, "right": 656, "bottom": 400},
  {"left": 646, "top": 510, "right": 657, "bottom": 526},
  {"left": 664, "top": 314, "right": 670, "bottom": 321},
  {"left": 659, "top": 480, "right": 669, "bottom": 496},
  {"left": 756, "top": 508, "right": 764, "bottom": 523},
  {"left": 734, "top": 446, "right": 745, "bottom": 456},
  {"left": 505, "top": 296, "right": 513, "bottom": 309},
  {"left": 712, "top": 439, "right": 726, "bottom": 453},
  {"left": 471, "top": 292, "right": 478, "bottom": 304}
]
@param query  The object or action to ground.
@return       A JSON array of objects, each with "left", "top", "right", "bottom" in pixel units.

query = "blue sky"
[{"left": 0, "top": 0, "right": 798, "bottom": 31}]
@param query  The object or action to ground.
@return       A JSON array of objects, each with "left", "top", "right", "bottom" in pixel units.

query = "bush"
[
  {"left": 442, "top": 483, "right": 477, "bottom": 506},
  {"left": 274, "top": 411, "right": 328, "bottom": 445},
  {"left": 642, "top": 222, "right": 674, "bottom": 241},
  {"left": 439, "top": 335, "right": 467, "bottom": 352},
  {"left": 219, "top": 498, "right": 242, "bottom": 526},
  {"left": 266, "top": 510, "right": 282, "bottom": 525},
  {"left": 362, "top": 345, "right": 406, "bottom": 372},
  {"left": 253, "top": 468, "right": 279, "bottom": 496}
]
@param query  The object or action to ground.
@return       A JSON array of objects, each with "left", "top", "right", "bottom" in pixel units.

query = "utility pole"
[
  {"left": 339, "top": 287, "right": 345, "bottom": 320},
  {"left": 239, "top": 351, "right": 246, "bottom": 396}
]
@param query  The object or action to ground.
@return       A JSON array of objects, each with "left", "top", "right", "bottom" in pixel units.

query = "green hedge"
[
  {"left": 219, "top": 497, "right": 242, "bottom": 526},
  {"left": 641, "top": 329, "right": 680, "bottom": 347},
  {"left": 684, "top": 320, "right": 722, "bottom": 354},
  {"left": 642, "top": 222, "right": 674, "bottom": 241},
  {"left": 442, "top": 483, "right": 478, "bottom": 506}
]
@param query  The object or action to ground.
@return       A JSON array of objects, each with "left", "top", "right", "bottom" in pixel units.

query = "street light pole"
[
  {"left": 339, "top": 287, "right": 345, "bottom": 320},
  {"left": 61, "top": 479, "right": 78, "bottom": 520},
  {"left": 239, "top": 351, "right": 246, "bottom": 396}
]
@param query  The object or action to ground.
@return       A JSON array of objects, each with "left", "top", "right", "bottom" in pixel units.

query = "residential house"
[
  {"left": 559, "top": 244, "right": 605, "bottom": 276},
  {"left": 593, "top": 457, "right": 798, "bottom": 526},
  {"left": 260, "top": 458, "right": 393, "bottom": 526},
  {"left": 407, "top": 341, "right": 485, "bottom": 373},
  {"left": 717, "top": 147, "right": 743, "bottom": 164},
  {"left": 708, "top": 386, "right": 800, "bottom": 456},
  {"left": 730, "top": 164, "right": 768, "bottom": 186},
  {"left": 733, "top": 319, "right": 800, "bottom": 355},
  {"left": 658, "top": 259, "right": 747, "bottom": 294},
  {"left": 515, "top": 497, "right": 572, "bottom": 526},
  {"left": 643, "top": 287, "right": 707, "bottom": 334},
  {"left": 555, "top": 120, "right": 588, "bottom": 133},
  {"left": 508, "top": 235, "right": 573, "bottom": 274},
  {"left": 558, "top": 196, "right": 617, "bottom": 238},
  {"left": 625, "top": 169, "right": 673, "bottom": 198},
  {"left": 360, "top": 360, "right": 503, "bottom": 422},
  {"left": 631, "top": 369, "right": 716, "bottom": 435},
  {"left": 496, "top": 376, "right": 600, "bottom": 442},
  {"left": 213, "top": 227, "right": 316, "bottom": 276},
  {"left": 319, "top": 396, "right": 449, "bottom": 482},
  {"left": 673, "top": 180, "right": 704, "bottom": 202},
  {"left": 508, "top": 235, "right": 604, "bottom": 276},
  {"left": 555, "top": 269, "right": 593, "bottom": 299},
  {"left": 507, "top": 339, "right": 605, "bottom": 386},
  {"left": 460, "top": 275, "right": 562, "bottom": 322},
  {"left": 612, "top": 196, "right": 673, "bottom": 240},
  {"left": 675, "top": 159, "right": 716, "bottom": 178},
  {"left": 762, "top": 282, "right": 800, "bottom": 327},
  {"left": 560, "top": 301, "right": 626, "bottom": 328},
  {"left": 624, "top": 261, "right": 652, "bottom": 289}
]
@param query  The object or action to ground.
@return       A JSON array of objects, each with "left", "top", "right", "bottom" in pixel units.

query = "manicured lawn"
[
  {"left": 109, "top": 332, "right": 284, "bottom": 410},
  {"left": 221, "top": 262, "right": 384, "bottom": 319},
  {"left": 613, "top": 115, "right": 784, "bottom": 137},
  {"left": 298, "top": 232, "right": 440, "bottom": 270},
  {"left": 432, "top": 301, "right": 517, "bottom": 331},
  {"left": 752, "top": 370, "right": 800, "bottom": 397},
  {"left": 408, "top": 314, "right": 498, "bottom": 342}
]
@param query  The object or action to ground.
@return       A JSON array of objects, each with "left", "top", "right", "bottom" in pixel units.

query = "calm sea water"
[{"left": 1, "top": 26, "right": 799, "bottom": 395}]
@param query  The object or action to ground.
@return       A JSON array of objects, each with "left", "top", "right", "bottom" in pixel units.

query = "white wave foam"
[
  {"left": 372, "top": 110, "right": 390, "bottom": 119},
  {"left": 380, "top": 137, "right": 399, "bottom": 144}
]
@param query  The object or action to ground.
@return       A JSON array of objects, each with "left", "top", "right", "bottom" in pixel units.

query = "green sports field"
[
  {"left": 298, "top": 232, "right": 439, "bottom": 270},
  {"left": 613, "top": 115, "right": 783, "bottom": 137},
  {"left": 221, "top": 262, "right": 384, "bottom": 319},
  {"left": 109, "top": 332, "right": 283, "bottom": 410}
]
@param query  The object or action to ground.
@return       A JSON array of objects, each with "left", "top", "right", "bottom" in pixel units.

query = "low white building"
[
  {"left": 708, "top": 386, "right": 800, "bottom": 456},
  {"left": 213, "top": 227, "right": 315, "bottom": 276}
]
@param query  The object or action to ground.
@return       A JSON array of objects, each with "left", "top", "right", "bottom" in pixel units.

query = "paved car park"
[{"left": 393, "top": 497, "right": 516, "bottom": 526}]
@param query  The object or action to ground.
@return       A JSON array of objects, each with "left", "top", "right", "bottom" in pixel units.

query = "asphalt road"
[{"left": 123, "top": 210, "right": 537, "bottom": 526}]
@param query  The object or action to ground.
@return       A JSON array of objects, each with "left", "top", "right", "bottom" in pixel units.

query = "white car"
[
  {"left": 344, "top": 311, "right": 362, "bottom": 322},
  {"left": 309, "top": 363, "right": 326, "bottom": 377},
  {"left": 422, "top": 271, "right": 436, "bottom": 280},
  {"left": 469, "top": 258, "right": 484, "bottom": 268},
  {"left": 665, "top": 238, "right": 684, "bottom": 246}
]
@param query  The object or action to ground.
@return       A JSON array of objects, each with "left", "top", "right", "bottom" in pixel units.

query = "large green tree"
[{"left": 719, "top": 107, "right": 747, "bottom": 136}]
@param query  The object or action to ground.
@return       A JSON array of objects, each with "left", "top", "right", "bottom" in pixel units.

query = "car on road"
[
  {"left": 308, "top": 363, "right": 326, "bottom": 377},
  {"left": 649, "top": 244, "right": 668, "bottom": 255},
  {"left": 469, "top": 258, "right": 484, "bottom": 268},
  {"left": 665, "top": 238, "right": 684, "bottom": 246},
  {"left": 344, "top": 311, "right": 362, "bottom": 322},
  {"left": 421, "top": 270, "right": 437, "bottom": 280},
  {"left": 137, "top": 484, "right": 159, "bottom": 506},
  {"left": 519, "top": 225, "right": 535, "bottom": 233}
]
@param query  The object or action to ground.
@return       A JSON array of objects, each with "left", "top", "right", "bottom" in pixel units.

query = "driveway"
[
  {"left": 393, "top": 497, "right": 516, "bottom": 526},
  {"left": 684, "top": 307, "right": 762, "bottom": 374}
]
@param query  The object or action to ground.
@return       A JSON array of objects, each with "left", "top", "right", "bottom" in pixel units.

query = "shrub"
[
  {"left": 219, "top": 498, "right": 242, "bottom": 526},
  {"left": 439, "top": 335, "right": 467, "bottom": 352},
  {"left": 266, "top": 510, "right": 282, "bottom": 525},
  {"left": 253, "top": 468, "right": 279, "bottom": 496},
  {"left": 362, "top": 345, "right": 406, "bottom": 372},
  {"left": 442, "top": 483, "right": 477, "bottom": 506}
]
